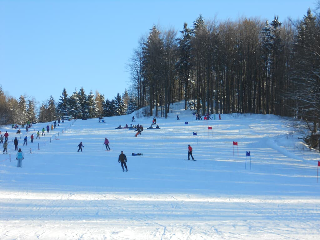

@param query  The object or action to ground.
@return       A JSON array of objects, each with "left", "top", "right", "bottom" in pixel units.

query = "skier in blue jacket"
[{"left": 16, "top": 148, "right": 24, "bottom": 167}]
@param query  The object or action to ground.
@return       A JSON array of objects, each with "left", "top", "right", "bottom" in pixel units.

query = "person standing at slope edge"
[
  {"left": 14, "top": 137, "right": 19, "bottom": 151},
  {"left": 118, "top": 151, "right": 128, "bottom": 172},
  {"left": 188, "top": 144, "right": 195, "bottom": 160}
]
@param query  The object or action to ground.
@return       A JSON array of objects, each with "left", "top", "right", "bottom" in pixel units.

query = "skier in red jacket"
[{"left": 188, "top": 145, "right": 195, "bottom": 160}]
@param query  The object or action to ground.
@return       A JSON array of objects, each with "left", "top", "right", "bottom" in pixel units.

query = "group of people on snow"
[
  {"left": 2, "top": 113, "right": 198, "bottom": 170},
  {"left": 1, "top": 119, "right": 61, "bottom": 167}
]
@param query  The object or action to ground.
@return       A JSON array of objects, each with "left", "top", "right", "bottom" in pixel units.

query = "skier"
[
  {"left": 104, "top": 138, "right": 110, "bottom": 150},
  {"left": 46, "top": 125, "right": 49, "bottom": 133},
  {"left": 31, "top": 134, "right": 34, "bottom": 143},
  {"left": 23, "top": 136, "right": 27, "bottom": 146},
  {"left": 77, "top": 142, "right": 84, "bottom": 152},
  {"left": 0, "top": 135, "right": 3, "bottom": 144},
  {"left": 188, "top": 145, "right": 195, "bottom": 160},
  {"left": 3, "top": 140, "right": 8, "bottom": 154},
  {"left": 36, "top": 131, "right": 40, "bottom": 139},
  {"left": 16, "top": 148, "right": 24, "bottom": 167},
  {"left": 14, "top": 137, "right": 18, "bottom": 151},
  {"left": 42, "top": 128, "right": 45, "bottom": 136},
  {"left": 4, "top": 131, "right": 9, "bottom": 141},
  {"left": 118, "top": 151, "right": 128, "bottom": 172}
]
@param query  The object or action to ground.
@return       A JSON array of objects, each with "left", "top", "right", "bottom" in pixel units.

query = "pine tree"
[
  {"left": 142, "top": 25, "right": 165, "bottom": 116},
  {"left": 57, "top": 88, "right": 69, "bottom": 117},
  {"left": 126, "top": 94, "right": 137, "bottom": 114},
  {"left": 291, "top": 9, "right": 320, "bottom": 133},
  {"left": 105, "top": 99, "right": 116, "bottom": 117},
  {"left": 78, "top": 87, "right": 88, "bottom": 119},
  {"left": 177, "top": 23, "right": 192, "bottom": 110},
  {"left": 26, "top": 99, "right": 37, "bottom": 123},
  {"left": 18, "top": 96, "right": 27, "bottom": 125},
  {"left": 47, "top": 96, "right": 57, "bottom": 122},
  {"left": 95, "top": 91, "right": 105, "bottom": 118},
  {"left": 87, "top": 90, "right": 98, "bottom": 118},
  {"left": 114, "top": 93, "right": 125, "bottom": 116},
  {"left": 0, "top": 86, "right": 8, "bottom": 124},
  {"left": 69, "top": 91, "right": 81, "bottom": 118}
]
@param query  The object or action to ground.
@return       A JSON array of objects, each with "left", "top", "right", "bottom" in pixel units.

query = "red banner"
[
  {"left": 233, "top": 141, "right": 238, "bottom": 146},
  {"left": 208, "top": 126, "right": 212, "bottom": 130}
]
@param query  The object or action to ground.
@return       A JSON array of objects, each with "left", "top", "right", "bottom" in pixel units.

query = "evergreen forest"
[{"left": 1, "top": 8, "right": 320, "bottom": 148}]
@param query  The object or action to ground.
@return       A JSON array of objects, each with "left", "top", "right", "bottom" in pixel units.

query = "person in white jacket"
[{"left": 16, "top": 148, "right": 24, "bottom": 167}]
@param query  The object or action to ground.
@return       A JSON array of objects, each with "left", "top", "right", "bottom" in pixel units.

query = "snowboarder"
[
  {"left": 16, "top": 148, "right": 24, "bottom": 167},
  {"left": 118, "top": 151, "right": 128, "bottom": 172},
  {"left": 23, "top": 136, "right": 27, "bottom": 146},
  {"left": 77, "top": 142, "right": 84, "bottom": 152},
  {"left": 188, "top": 145, "right": 195, "bottom": 160},
  {"left": 14, "top": 137, "right": 18, "bottom": 151},
  {"left": 3, "top": 140, "right": 8, "bottom": 154},
  {"left": 104, "top": 138, "right": 110, "bottom": 150}
]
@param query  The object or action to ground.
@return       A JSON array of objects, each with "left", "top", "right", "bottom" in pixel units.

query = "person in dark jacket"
[
  {"left": 118, "top": 151, "right": 128, "bottom": 172},
  {"left": 14, "top": 137, "right": 19, "bottom": 151},
  {"left": 77, "top": 142, "right": 84, "bottom": 152}
]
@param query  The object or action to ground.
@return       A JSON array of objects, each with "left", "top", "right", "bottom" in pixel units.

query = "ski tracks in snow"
[{"left": 1, "top": 191, "right": 320, "bottom": 239}]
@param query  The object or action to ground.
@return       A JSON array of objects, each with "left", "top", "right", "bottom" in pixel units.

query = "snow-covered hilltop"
[{"left": 1, "top": 104, "right": 320, "bottom": 239}]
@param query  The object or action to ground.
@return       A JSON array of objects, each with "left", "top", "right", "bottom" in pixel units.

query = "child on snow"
[
  {"left": 77, "top": 142, "right": 84, "bottom": 152},
  {"left": 3, "top": 141, "right": 8, "bottom": 154},
  {"left": 16, "top": 148, "right": 24, "bottom": 167},
  {"left": 104, "top": 138, "right": 110, "bottom": 150}
]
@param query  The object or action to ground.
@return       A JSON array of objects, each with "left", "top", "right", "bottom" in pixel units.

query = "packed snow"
[{"left": 1, "top": 102, "right": 320, "bottom": 239}]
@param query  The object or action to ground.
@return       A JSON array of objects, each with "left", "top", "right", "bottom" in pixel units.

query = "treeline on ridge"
[{"left": 128, "top": 9, "right": 320, "bottom": 138}]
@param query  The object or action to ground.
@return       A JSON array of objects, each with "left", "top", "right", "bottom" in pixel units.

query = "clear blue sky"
[{"left": 0, "top": 0, "right": 317, "bottom": 104}]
